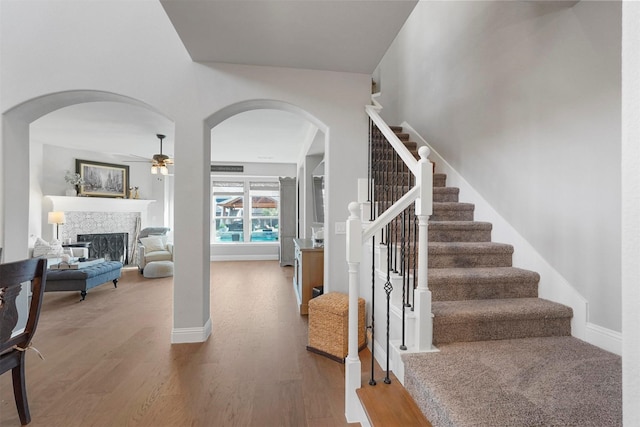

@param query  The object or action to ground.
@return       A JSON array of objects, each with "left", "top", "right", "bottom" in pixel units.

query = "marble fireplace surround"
[{"left": 44, "top": 196, "right": 156, "bottom": 264}]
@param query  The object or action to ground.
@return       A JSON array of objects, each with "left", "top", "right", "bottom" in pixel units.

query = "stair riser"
[
  {"left": 386, "top": 225, "right": 491, "bottom": 243},
  {"left": 433, "top": 190, "right": 458, "bottom": 203},
  {"left": 430, "top": 282, "right": 538, "bottom": 301},
  {"left": 429, "top": 228, "right": 491, "bottom": 242},
  {"left": 373, "top": 187, "right": 457, "bottom": 203},
  {"left": 433, "top": 318, "right": 571, "bottom": 345},
  {"left": 429, "top": 253, "right": 512, "bottom": 268},
  {"left": 373, "top": 173, "right": 447, "bottom": 187},
  {"left": 431, "top": 210, "right": 474, "bottom": 221}
]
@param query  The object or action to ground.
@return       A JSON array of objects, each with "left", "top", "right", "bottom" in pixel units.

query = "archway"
[
  {"left": 207, "top": 100, "right": 328, "bottom": 253},
  {"left": 202, "top": 98, "right": 329, "bottom": 324},
  {"left": 2, "top": 89, "right": 173, "bottom": 330}
]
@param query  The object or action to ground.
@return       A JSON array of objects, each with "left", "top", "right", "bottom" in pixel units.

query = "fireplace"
[
  {"left": 77, "top": 232, "right": 129, "bottom": 264},
  {"left": 45, "top": 196, "right": 156, "bottom": 266}
]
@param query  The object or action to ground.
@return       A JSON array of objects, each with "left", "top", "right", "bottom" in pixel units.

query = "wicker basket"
[{"left": 307, "top": 292, "right": 366, "bottom": 362}]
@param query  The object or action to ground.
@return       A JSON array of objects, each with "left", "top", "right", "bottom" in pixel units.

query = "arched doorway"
[
  {"left": 2, "top": 89, "right": 173, "bottom": 331},
  {"left": 206, "top": 100, "right": 328, "bottom": 260}
]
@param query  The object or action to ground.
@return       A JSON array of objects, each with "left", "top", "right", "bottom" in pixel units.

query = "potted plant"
[{"left": 64, "top": 170, "right": 84, "bottom": 196}]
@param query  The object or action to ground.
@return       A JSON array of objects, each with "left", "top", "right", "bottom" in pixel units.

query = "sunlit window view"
[{"left": 212, "top": 180, "right": 279, "bottom": 243}]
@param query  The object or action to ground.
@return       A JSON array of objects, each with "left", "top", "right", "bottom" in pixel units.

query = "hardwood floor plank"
[{"left": 1, "top": 262, "right": 372, "bottom": 426}]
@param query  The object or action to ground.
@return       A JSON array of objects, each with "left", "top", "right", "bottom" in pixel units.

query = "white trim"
[
  {"left": 585, "top": 322, "right": 622, "bottom": 356},
  {"left": 171, "top": 317, "right": 212, "bottom": 344},
  {"left": 210, "top": 254, "right": 279, "bottom": 262},
  {"left": 45, "top": 195, "right": 155, "bottom": 213},
  {"left": 400, "top": 121, "right": 608, "bottom": 349}
]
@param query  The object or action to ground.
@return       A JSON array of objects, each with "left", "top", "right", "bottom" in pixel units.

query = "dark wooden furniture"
[{"left": 0, "top": 257, "right": 47, "bottom": 425}]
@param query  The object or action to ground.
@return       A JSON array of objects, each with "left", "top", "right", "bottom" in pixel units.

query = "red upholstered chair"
[{"left": 0, "top": 257, "right": 47, "bottom": 425}]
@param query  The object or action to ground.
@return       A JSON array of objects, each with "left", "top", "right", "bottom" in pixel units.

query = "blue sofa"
[{"left": 45, "top": 261, "right": 123, "bottom": 300}]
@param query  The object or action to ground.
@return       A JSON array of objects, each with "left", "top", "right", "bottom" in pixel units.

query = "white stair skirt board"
[
  {"left": 401, "top": 121, "right": 622, "bottom": 356},
  {"left": 171, "top": 318, "right": 212, "bottom": 344},
  {"left": 369, "top": 334, "right": 439, "bottom": 388}
]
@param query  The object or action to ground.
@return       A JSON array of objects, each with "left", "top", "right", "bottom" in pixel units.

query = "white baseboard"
[
  {"left": 585, "top": 322, "right": 622, "bottom": 355},
  {"left": 171, "top": 317, "right": 212, "bottom": 344},
  {"left": 210, "top": 254, "right": 279, "bottom": 261},
  {"left": 401, "top": 121, "right": 619, "bottom": 353}
]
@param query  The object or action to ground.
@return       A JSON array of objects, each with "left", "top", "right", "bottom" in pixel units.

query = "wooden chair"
[{"left": 0, "top": 258, "right": 47, "bottom": 425}]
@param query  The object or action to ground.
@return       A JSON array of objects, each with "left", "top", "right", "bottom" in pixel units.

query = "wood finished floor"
[{"left": 0, "top": 261, "right": 363, "bottom": 427}]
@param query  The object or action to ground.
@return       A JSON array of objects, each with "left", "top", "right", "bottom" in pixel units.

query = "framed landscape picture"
[{"left": 76, "top": 159, "right": 129, "bottom": 198}]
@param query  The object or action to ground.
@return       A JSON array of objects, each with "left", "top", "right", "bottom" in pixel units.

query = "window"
[
  {"left": 249, "top": 181, "right": 279, "bottom": 242},
  {"left": 212, "top": 179, "right": 279, "bottom": 243},
  {"left": 212, "top": 181, "right": 245, "bottom": 243}
]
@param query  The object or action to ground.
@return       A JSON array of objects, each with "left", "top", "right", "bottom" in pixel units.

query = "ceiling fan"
[
  {"left": 149, "top": 134, "right": 173, "bottom": 175},
  {"left": 126, "top": 134, "right": 174, "bottom": 175}
]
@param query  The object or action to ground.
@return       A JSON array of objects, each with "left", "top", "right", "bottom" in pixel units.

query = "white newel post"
[
  {"left": 345, "top": 201, "right": 363, "bottom": 422},
  {"left": 414, "top": 147, "right": 434, "bottom": 351}
]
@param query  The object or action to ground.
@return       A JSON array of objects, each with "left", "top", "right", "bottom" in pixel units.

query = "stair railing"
[{"left": 344, "top": 104, "right": 433, "bottom": 422}]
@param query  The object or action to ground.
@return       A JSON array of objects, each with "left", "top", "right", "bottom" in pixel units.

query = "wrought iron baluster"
[
  {"left": 369, "top": 234, "right": 377, "bottom": 386},
  {"left": 384, "top": 221, "right": 393, "bottom": 384},
  {"left": 400, "top": 205, "right": 407, "bottom": 351}
]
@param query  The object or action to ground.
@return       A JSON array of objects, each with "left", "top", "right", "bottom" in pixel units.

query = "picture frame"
[{"left": 76, "top": 159, "right": 129, "bottom": 198}]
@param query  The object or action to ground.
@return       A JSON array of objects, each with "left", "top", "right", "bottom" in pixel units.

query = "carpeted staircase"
[{"left": 372, "top": 126, "right": 621, "bottom": 426}]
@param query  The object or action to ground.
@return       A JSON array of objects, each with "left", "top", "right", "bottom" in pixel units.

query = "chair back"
[
  {"left": 0, "top": 258, "right": 47, "bottom": 352},
  {"left": 138, "top": 227, "right": 170, "bottom": 239}
]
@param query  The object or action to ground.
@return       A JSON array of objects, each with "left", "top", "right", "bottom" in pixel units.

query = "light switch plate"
[{"left": 335, "top": 222, "right": 346, "bottom": 234}]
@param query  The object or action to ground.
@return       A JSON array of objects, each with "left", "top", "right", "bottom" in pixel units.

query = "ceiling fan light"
[
  {"left": 160, "top": 166, "right": 168, "bottom": 175},
  {"left": 151, "top": 165, "right": 158, "bottom": 174}
]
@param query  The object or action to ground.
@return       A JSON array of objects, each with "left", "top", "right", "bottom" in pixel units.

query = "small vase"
[{"left": 65, "top": 187, "right": 77, "bottom": 197}]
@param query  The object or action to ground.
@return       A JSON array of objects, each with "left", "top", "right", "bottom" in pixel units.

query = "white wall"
[
  {"left": 375, "top": 1, "right": 621, "bottom": 332},
  {"left": 1, "top": 1, "right": 369, "bottom": 341},
  {"left": 32, "top": 143, "right": 164, "bottom": 241},
  {"left": 622, "top": 1, "right": 640, "bottom": 423}
]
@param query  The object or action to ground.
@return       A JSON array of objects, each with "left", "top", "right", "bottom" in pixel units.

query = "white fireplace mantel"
[{"left": 45, "top": 195, "right": 156, "bottom": 213}]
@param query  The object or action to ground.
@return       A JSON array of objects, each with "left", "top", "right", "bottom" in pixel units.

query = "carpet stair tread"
[
  {"left": 432, "top": 297, "right": 572, "bottom": 323},
  {"left": 429, "top": 267, "right": 539, "bottom": 301},
  {"left": 432, "top": 298, "right": 572, "bottom": 344},
  {"left": 429, "top": 266, "right": 539, "bottom": 285},
  {"left": 428, "top": 242, "right": 513, "bottom": 268},
  {"left": 432, "top": 187, "right": 459, "bottom": 202},
  {"left": 429, "top": 241, "right": 513, "bottom": 255},
  {"left": 433, "top": 202, "right": 474, "bottom": 210},
  {"left": 433, "top": 174, "right": 446, "bottom": 187},
  {"left": 402, "top": 336, "right": 621, "bottom": 427},
  {"left": 427, "top": 221, "right": 493, "bottom": 242}
]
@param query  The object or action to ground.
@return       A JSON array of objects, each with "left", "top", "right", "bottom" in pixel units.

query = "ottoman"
[
  {"left": 307, "top": 292, "right": 366, "bottom": 363},
  {"left": 143, "top": 260, "right": 174, "bottom": 278},
  {"left": 45, "top": 260, "right": 122, "bottom": 300}
]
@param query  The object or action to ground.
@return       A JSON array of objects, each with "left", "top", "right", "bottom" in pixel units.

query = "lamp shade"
[{"left": 48, "top": 211, "right": 66, "bottom": 225}]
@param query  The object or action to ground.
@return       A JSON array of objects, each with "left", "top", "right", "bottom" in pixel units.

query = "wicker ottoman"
[{"left": 307, "top": 292, "right": 366, "bottom": 363}]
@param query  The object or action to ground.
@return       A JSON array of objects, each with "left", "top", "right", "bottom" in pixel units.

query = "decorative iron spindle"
[
  {"left": 412, "top": 212, "right": 418, "bottom": 310},
  {"left": 369, "top": 234, "right": 377, "bottom": 386},
  {"left": 400, "top": 206, "right": 407, "bottom": 351},
  {"left": 392, "top": 148, "right": 399, "bottom": 273},
  {"left": 384, "top": 221, "right": 393, "bottom": 384}
]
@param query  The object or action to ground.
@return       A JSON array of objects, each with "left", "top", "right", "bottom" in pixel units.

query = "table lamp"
[{"left": 48, "top": 211, "right": 66, "bottom": 240}]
